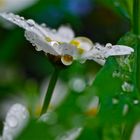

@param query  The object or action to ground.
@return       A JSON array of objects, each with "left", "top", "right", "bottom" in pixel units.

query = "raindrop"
[
  {"left": 35, "top": 46, "right": 42, "bottom": 51},
  {"left": 41, "top": 23, "right": 46, "bottom": 27},
  {"left": 121, "top": 82, "right": 134, "bottom": 92},
  {"left": 7, "top": 115, "right": 18, "bottom": 128},
  {"left": 50, "top": 41, "right": 59, "bottom": 47},
  {"left": 27, "top": 19, "right": 35, "bottom": 26},
  {"left": 21, "top": 16, "right": 24, "bottom": 19},
  {"left": 105, "top": 43, "right": 112, "bottom": 49},
  {"left": 61, "top": 55, "right": 73, "bottom": 66},
  {"left": 112, "top": 70, "right": 121, "bottom": 78}
]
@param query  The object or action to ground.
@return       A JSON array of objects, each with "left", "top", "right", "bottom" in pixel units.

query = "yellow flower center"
[{"left": 70, "top": 40, "right": 84, "bottom": 54}]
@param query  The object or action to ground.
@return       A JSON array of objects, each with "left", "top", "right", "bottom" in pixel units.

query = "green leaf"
[
  {"left": 16, "top": 119, "right": 53, "bottom": 140},
  {"left": 97, "top": 0, "right": 133, "bottom": 19}
]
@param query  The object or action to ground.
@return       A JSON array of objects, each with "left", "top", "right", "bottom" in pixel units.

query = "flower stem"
[
  {"left": 133, "top": 0, "right": 140, "bottom": 91},
  {"left": 40, "top": 66, "right": 60, "bottom": 115}
]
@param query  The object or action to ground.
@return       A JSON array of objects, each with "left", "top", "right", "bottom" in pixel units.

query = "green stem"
[
  {"left": 133, "top": 0, "right": 139, "bottom": 35},
  {"left": 40, "top": 66, "right": 60, "bottom": 115},
  {"left": 133, "top": 0, "right": 140, "bottom": 91}
]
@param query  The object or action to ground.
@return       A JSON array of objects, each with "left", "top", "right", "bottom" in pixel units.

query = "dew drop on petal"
[
  {"left": 41, "top": 23, "right": 46, "bottom": 27},
  {"left": 27, "top": 19, "right": 35, "bottom": 26},
  {"left": 7, "top": 115, "right": 18, "bottom": 128},
  {"left": 50, "top": 41, "right": 59, "bottom": 47},
  {"left": 105, "top": 43, "right": 112, "bottom": 49},
  {"left": 121, "top": 82, "right": 134, "bottom": 92},
  {"left": 61, "top": 55, "right": 73, "bottom": 66},
  {"left": 35, "top": 46, "right": 42, "bottom": 51}
]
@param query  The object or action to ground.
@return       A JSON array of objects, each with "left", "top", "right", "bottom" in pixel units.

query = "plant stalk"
[{"left": 40, "top": 66, "right": 60, "bottom": 115}]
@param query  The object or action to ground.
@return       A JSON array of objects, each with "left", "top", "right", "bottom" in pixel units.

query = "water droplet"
[
  {"left": 7, "top": 115, "right": 18, "bottom": 128},
  {"left": 121, "top": 82, "right": 134, "bottom": 92},
  {"left": 50, "top": 41, "right": 59, "bottom": 47},
  {"left": 20, "top": 17, "right": 24, "bottom": 20},
  {"left": 41, "top": 23, "right": 46, "bottom": 27},
  {"left": 105, "top": 43, "right": 112, "bottom": 49},
  {"left": 61, "top": 55, "right": 73, "bottom": 66},
  {"left": 112, "top": 70, "right": 121, "bottom": 78},
  {"left": 35, "top": 46, "right": 42, "bottom": 51},
  {"left": 27, "top": 19, "right": 35, "bottom": 26}
]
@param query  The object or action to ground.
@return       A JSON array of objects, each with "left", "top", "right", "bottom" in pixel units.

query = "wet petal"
[
  {"left": 104, "top": 44, "right": 134, "bottom": 57},
  {"left": 0, "top": 12, "right": 59, "bottom": 55},
  {"left": 0, "top": 0, "right": 38, "bottom": 13},
  {"left": 2, "top": 104, "right": 29, "bottom": 140}
]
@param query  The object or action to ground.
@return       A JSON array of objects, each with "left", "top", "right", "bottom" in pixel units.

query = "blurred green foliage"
[{"left": 0, "top": 0, "right": 140, "bottom": 140}]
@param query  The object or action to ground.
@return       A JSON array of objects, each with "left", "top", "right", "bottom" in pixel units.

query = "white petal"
[
  {"left": 104, "top": 44, "right": 134, "bottom": 57},
  {"left": 59, "top": 43, "right": 79, "bottom": 58},
  {"left": 131, "top": 123, "right": 140, "bottom": 140},
  {"left": 41, "top": 25, "right": 75, "bottom": 43},
  {"left": 80, "top": 43, "right": 106, "bottom": 65},
  {"left": 2, "top": 104, "right": 29, "bottom": 140},
  {"left": 0, "top": 0, "right": 38, "bottom": 13},
  {"left": 0, "top": 13, "right": 59, "bottom": 55},
  {"left": 57, "top": 26, "right": 75, "bottom": 42},
  {"left": 80, "top": 43, "right": 134, "bottom": 65},
  {"left": 25, "top": 31, "right": 60, "bottom": 55}
]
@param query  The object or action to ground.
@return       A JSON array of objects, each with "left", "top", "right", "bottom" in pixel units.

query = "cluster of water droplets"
[
  {"left": 2, "top": 104, "right": 29, "bottom": 140},
  {"left": 121, "top": 81, "right": 134, "bottom": 93}
]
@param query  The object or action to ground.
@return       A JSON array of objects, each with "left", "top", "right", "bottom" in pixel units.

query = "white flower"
[
  {"left": 0, "top": 0, "right": 38, "bottom": 12},
  {"left": 0, "top": 12, "right": 134, "bottom": 66},
  {"left": 131, "top": 123, "right": 140, "bottom": 140},
  {"left": 0, "top": 103, "right": 29, "bottom": 140}
]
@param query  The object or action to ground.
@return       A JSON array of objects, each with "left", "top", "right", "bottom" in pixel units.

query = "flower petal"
[
  {"left": 2, "top": 104, "right": 29, "bottom": 140},
  {"left": 0, "top": 0, "right": 38, "bottom": 13},
  {"left": 0, "top": 12, "right": 59, "bottom": 55},
  {"left": 41, "top": 25, "right": 75, "bottom": 43},
  {"left": 80, "top": 43, "right": 134, "bottom": 65},
  {"left": 104, "top": 44, "right": 134, "bottom": 57}
]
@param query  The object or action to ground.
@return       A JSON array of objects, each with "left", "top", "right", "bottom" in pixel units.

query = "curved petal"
[
  {"left": 2, "top": 104, "right": 29, "bottom": 140},
  {"left": 41, "top": 25, "right": 75, "bottom": 43},
  {"left": 0, "top": 12, "right": 59, "bottom": 55},
  {"left": 104, "top": 45, "right": 134, "bottom": 58}
]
